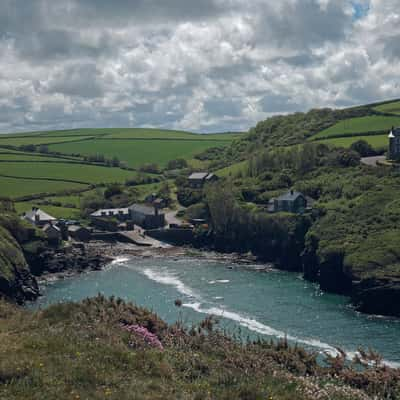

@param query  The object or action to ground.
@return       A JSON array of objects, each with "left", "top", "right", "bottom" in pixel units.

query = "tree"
[
  {"left": 350, "top": 140, "right": 375, "bottom": 157},
  {"left": 166, "top": 158, "right": 188, "bottom": 170}
]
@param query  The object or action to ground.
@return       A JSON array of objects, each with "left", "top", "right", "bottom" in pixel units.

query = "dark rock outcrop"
[{"left": 352, "top": 278, "right": 400, "bottom": 317}]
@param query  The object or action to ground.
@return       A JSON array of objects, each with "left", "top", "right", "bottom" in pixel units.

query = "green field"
[
  {"left": 14, "top": 201, "right": 81, "bottom": 219},
  {"left": 0, "top": 176, "right": 87, "bottom": 199},
  {"left": 0, "top": 162, "right": 135, "bottom": 184},
  {"left": 0, "top": 135, "right": 94, "bottom": 147},
  {"left": 311, "top": 116, "right": 400, "bottom": 140},
  {"left": 0, "top": 128, "right": 241, "bottom": 204},
  {"left": 48, "top": 139, "right": 232, "bottom": 168},
  {"left": 373, "top": 101, "right": 400, "bottom": 115},
  {"left": 318, "top": 134, "right": 388, "bottom": 149},
  {"left": 0, "top": 153, "right": 75, "bottom": 162}
]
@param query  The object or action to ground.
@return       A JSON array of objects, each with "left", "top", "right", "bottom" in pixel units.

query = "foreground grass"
[{"left": 0, "top": 296, "right": 397, "bottom": 400}]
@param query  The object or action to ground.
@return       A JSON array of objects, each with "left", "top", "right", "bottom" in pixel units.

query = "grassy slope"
[
  {"left": 0, "top": 176, "right": 87, "bottom": 199},
  {"left": 0, "top": 297, "right": 391, "bottom": 400},
  {"left": 0, "top": 162, "right": 135, "bottom": 185},
  {"left": 48, "top": 139, "right": 232, "bottom": 168},
  {"left": 317, "top": 134, "right": 388, "bottom": 149},
  {"left": 374, "top": 100, "right": 400, "bottom": 115},
  {"left": 311, "top": 116, "right": 400, "bottom": 139}
]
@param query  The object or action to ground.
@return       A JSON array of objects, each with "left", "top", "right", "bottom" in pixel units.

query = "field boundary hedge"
[{"left": 310, "top": 130, "right": 388, "bottom": 141}]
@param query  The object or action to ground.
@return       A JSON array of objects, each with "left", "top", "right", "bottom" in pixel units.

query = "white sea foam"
[
  {"left": 142, "top": 268, "right": 198, "bottom": 298},
  {"left": 137, "top": 266, "right": 400, "bottom": 369},
  {"left": 110, "top": 256, "right": 131, "bottom": 265},
  {"left": 216, "top": 280, "right": 230, "bottom": 283},
  {"left": 182, "top": 302, "right": 400, "bottom": 367},
  {"left": 208, "top": 280, "right": 216, "bottom": 284},
  {"left": 214, "top": 296, "right": 224, "bottom": 300}
]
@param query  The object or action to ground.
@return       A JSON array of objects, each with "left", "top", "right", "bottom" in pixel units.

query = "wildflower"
[{"left": 120, "top": 323, "right": 164, "bottom": 351}]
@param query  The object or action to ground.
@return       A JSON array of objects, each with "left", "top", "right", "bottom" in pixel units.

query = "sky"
[{"left": 0, "top": 0, "right": 399, "bottom": 134}]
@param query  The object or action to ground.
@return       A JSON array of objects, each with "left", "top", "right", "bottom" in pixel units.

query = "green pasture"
[
  {"left": 0, "top": 176, "right": 87, "bottom": 199},
  {"left": 0, "top": 153, "right": 75, "bottom": 162},
  {"left": 0, "top": 135, "right": 94, "bottom": 147},
  {"left": 0, "top": 162, "right": 135, "bottom": 184},
  {"left": 373, "top": 101, "right": 400, "bottom": 115},
  {"left": 318, "top": 134, "right": 388, "bottom": 149},
  {"left": 311, "top": 116, "right": 400, "bottom": 139},
  {"left": 14, "top": 201, "right": 81, "bottom": 219},
  {"left": 48, "top": 139, "right": 232, "bottom": 168}
]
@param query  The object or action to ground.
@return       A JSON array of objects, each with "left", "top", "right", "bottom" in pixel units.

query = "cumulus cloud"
[{"left": 0, "top": 0, "right": 399, "bottom": 133}]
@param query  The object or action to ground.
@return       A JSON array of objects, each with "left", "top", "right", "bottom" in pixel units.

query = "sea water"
[{"left": 31, "top": 256, "right": 400, "bottom": 367}]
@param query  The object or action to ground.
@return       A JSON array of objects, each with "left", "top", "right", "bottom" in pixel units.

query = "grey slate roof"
[
  {"left": 24, "top": 208, "right": 56, "bottom": 223},
  {"left": 276, "top": 191, "right": 305, "bottom": 202},
  {"left": 68, "top": 225, "right": 89, "bottom": 232},
  {"left": 189, "top": 172, "right": 209, "bottom": 180},
  {"left": 42, "top": 224, "right": 60, "bottom": 232},
  {"left": 129, "top": 204, "right": 160, "bottom": 216}
]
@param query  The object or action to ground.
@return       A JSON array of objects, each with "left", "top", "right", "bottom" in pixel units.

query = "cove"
[{"left": 31, "top": 256, "right": 400, "bottom": 367}]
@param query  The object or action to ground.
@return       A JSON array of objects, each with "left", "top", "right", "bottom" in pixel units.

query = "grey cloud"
[
  {"left": 204, "top": 98, "right": 243, "bottom": 117},
  {"left": 14, "top": 30, "right": 114, "bottom": 61},
  {"left": 46, "top": 63, "right": 105, "bottom": 98},
  {"left": 259, "top": 93, "right": 304, "bottom": 113},
  {"left": 383, "top": 35, "right": 400, "bottom": 60},
  {"left": 1, "top": 0, "right": 400, "bottom": 134},
  {"left": 254, "top": 0, "right": 352, "bottom": 49}
]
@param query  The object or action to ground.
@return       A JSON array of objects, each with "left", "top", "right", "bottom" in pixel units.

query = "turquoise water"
[{"left": 32, "top": 256, "right": 400, "bottom": 367}]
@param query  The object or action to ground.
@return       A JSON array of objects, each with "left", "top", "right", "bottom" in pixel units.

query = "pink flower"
[{"left": 121, "top": 324, "right": 164, "bottom": 351}]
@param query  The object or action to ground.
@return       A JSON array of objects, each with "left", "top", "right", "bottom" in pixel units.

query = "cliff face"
[{"left": 0, "top": 225, "right": 39, "bottom": 303}]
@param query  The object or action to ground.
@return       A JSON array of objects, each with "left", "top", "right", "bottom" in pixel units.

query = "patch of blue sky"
[{"left": 351, "top": 1, "right": 370, "bottom": 20}]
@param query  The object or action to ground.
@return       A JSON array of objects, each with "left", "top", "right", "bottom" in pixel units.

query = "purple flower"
[{"left": 121, "top": 324, "right": 164, "bottom": 351}]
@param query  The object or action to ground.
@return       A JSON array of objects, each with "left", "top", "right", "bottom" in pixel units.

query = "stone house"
[
  {"left": 268, "top": 190, "right": 309, "bottom": 214},
  {"left": 188, "top": 172, "right": 218, "bottom": 188},
  {"left": 68, "top": 225, "right": 92, "bottom": 242},
  {"left": 42, "top": 224, "right": 62, "bottom": 243},
  {"left": 388, "top": 127, "right": 400, "bottom": 160},
  {"left": 22, "top": 207, "right": 57, "bottom": 227},
  {"left": 129, "top": 204, "right": 165, "bottom": 229}
]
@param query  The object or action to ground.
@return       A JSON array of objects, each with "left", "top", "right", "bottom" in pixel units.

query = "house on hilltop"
[
  {"left": 268, "top": 190, "right": 312, "bottom": 214},
  {"left": 22, "top": 207, "right": 57, "bottom": 227},
  {"left": 388, "top": 126, "right": 400, "bottom": 160},
  {"left": 129, "top": 204, "right": 165, "bottom": 229},
  {"left": 188, "top": 172, "right": 218, "bottom": 188}
]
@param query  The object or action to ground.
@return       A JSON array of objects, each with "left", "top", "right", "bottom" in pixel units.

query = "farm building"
[
  {"left": 268, "top": 190, "right": 311, "bottom": 214},
  {"left": 23, "top": 207, "right": 57, "bottom": 227},
  {"left": 129, "top": 204, "right": 165, "bottom": 229},
  {"left": 145, "top": 193, "right": 167, "bottom": 209},
  {"left": 42, "top": 224, "right": 61, "bottom": 243},
  {"left": 188, "top": 172, "right": 218, "bottom": 188},
  {"left": 90, "top": 208, "right": 130, "bottom": 221},
  {"left": 68, "top": 225, "right": 92, "bottom": 242},
  {"left": 388, "top": 127, "right": 400, "bottom": 160}
]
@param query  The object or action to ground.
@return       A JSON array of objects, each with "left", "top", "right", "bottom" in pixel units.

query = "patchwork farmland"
[{"left": 0, "top": 128, "right": 241, "bottom": 218}]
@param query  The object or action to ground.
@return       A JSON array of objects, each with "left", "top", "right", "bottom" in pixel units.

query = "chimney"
[
  {"left": 290, "top": 189, "right": 294, "bottom": 195},
  {"left": 154, "top": 206, "right": 159, "bottom": 217},
  {"left": 35, "top": 214, "right": 40, "bottom": 223}
]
